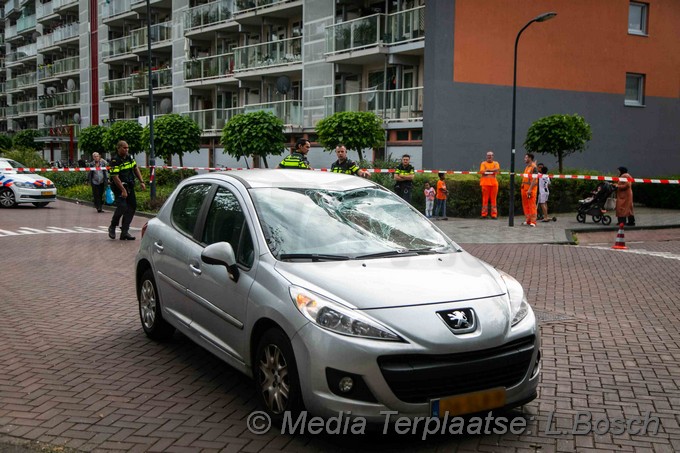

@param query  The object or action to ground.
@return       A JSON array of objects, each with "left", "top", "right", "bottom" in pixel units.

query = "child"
[
  {"left": 423, "top": 182, "right": 435, "bottom": 218},
  {"left": 538, "top": 166, "right": 551, "bottom": 222}
]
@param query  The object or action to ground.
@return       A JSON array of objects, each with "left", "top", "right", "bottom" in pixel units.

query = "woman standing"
[{"left": 615, "top": 166, "right": 635, "bottom": 226}]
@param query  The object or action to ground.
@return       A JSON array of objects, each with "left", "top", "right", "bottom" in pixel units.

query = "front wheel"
[
  {"left": 138, "top": 269, "right": 175, "bottom": 340},
  {"left": 576, "top": 212, "right": 586, "bottom": 223},
  {"left": 592, "top": 214, "right": 602, "bottom": 223},
  {"left": 32, "top": 202, "right": 49, "bottom": 208},
  {"left": 0, "top": 188, "right": 16, "bottom": 208},
  {"left": 254, "top": 328, "right": 303, "bottom": 420},
  {"left": 602, "top": 215, "right": 612, "bottom": 225}
]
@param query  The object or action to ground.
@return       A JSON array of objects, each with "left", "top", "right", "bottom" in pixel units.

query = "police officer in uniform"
[
  {"left": 278, "top": 138, "right": 312, "bottom": 169},
  {"left": 330, "top": 144, "right": 370, "bottom": 178},
  {"left": 108, "top": 140, "right": 146, "bottom": 240},
  {"left": 394, "top": 154, "right": 415, "bottom": 202}
]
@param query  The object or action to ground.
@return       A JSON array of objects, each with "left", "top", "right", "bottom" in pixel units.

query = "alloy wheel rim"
[
  {"left": 0, "top": 190, "right": 14, "bottom": 207},
  {"left": 258, "top": 344, "right": 290, "bottom": 414},
  {"left": 140, "top": 280, "right": 156, "bottom": 329}
]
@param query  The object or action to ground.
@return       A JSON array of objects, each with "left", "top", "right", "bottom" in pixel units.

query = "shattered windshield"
[{"left": 250, "top": 186, "right": 459, "bottom": 259}]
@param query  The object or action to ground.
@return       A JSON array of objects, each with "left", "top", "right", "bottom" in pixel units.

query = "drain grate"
[{"left": 534, "top": 310, "right": 574, "bottom": 323}]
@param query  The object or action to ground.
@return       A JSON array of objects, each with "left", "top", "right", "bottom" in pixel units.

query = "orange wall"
[{"left": 453, "top": 0, "right": 680, "bottom": 98}]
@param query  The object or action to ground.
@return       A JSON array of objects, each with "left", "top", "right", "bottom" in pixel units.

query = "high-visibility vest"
[{"left": 278, "top": 152, "right": 310, "bottom": 169}]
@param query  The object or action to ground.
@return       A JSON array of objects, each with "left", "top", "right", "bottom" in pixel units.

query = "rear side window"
[
  {"left": 171, "top": 184, "right": 211, "bottom": 236},
  {"left": 202, "top": 187, "right": 254, "bottom": 267}
]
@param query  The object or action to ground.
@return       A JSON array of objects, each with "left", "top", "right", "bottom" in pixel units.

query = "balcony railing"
[
  {"left": 243, "top": 100, "right": 302, "bottom": 125},
  {"left": 4, "top": 0, "right": 19, "bottom": 18},
  {"left": 234, "top": 37, "right": 302, "bottom": 72},
  {"left": 53, "top": 0, "right": 79, "bottom": 11},
  {"left": 183, "top": 107, "right": 241, "bottom": 133},
  {"left": 103, "top": 68, "right": 172, "bottom": 97},
  {"left": 17, "top": 14, "right": 37, "bottom": 33},
  {"left": 38, "top": 56, "right": 80, "bottom": 80},
  {"left": 7, "top": 71, "right": 37, "bottom": 90},
  {"left": 235, "top": 0, "right": 293, "bottom": 14},
  {"left": 103, "top": 76, "right": 134, "bottom": 98},
  {"left": 39, "top": 90, "right": 80, "bottom": 110},
  {"left": 102, "top": 0, "right": 132, "bottom": 19},
  {"left": 8, "top": 100, "right": 39, "bottom": 116},
  {"left": 5, "top": 24, "right": 17, "bottom": 40},
  {"left": 185, "top": 52, "right": 235, "bottom": 82},
  {"left": 185, "top": 0, "right": 233, "bottom": 32},
  {"left": 130, "top": 21, "right": 173, "bottom": 51},
  {"left": 385, "top": 6, "right": 425, "bottom": 45},
  {"left": 325, "top": 87, "right": 423, "bottom": 122},
  {"left": 38, "top": 22, "right": 79, "bottom": 49},
  {"left": 102, "top": 35, "right": 133, "bottom": 59},
  {"left": 325, "top": 14, "right": 382, "bottom": 55},
  {"left": 37, "top": 1, "right": 53, "bottom": 19},
  {"left": 7, "top": 43, "right": 37, "bottom": 62}
]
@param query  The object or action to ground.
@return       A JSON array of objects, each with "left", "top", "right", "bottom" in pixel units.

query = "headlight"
[
  {"left": 290, "top": 286, "right": 402, "bottom": 341},
  {"left": 498, "top": 271, "right": 530, "bottom": 326},
  {"left": 13, "top": 181, "right": 35, "bottom": 188}
]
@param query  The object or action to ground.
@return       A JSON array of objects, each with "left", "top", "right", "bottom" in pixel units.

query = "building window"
[
  {"left": 628, "top": 2, "right": 648, "bottom": 35},
  {"left": 625, "top": 73, "right": 645, "bottom": 106}
]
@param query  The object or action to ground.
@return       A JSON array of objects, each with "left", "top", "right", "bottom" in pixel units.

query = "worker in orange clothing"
[
  {"left": 479, "top": 150, "right": 500, "bottom": 219},
  {"left": 520, "top": 153, "right": 539, "bottom": 226}
]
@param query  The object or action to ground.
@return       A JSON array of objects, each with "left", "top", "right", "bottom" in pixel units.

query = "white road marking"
[{"left": 579, "top": 245, "right": 680, "bottom": 261}]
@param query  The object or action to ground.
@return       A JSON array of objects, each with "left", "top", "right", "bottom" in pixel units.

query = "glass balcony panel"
[
  {"left": 38, "top": 56, "right": 80, "bottom": 80},
  {"left": 326, "top": 14, "right": 381, "bottom": 54},
  {"left": 184, "top": 52, "right": 235, "bottom": 81},
  {"left": 102, "top": 0, "right": 132, "bottom": 19},
  {"left": 102, "top": 35, "right": 133, "bottom": 59},
  {"left": 234, "top": 37, "right": 301, "bottom": 72},
  {"left": 17, "top": 14, "right": 37, "bottom": 33},
  {"left": 325, "top": 87, "right": 423, "bottom": 122},
  {"left": 386, "top": 5, "right": 425, "bottom": 44},
  {"left": 183, "top": 107, "right": 242, "bottom": 132},
  {"left": 130, "top": 21, "right": 173, "bottom": 51},
  {"left": 243, "top": 100, "right": 302, "bottom": 125},
  {"left": 185, "top": 0, "right": 233, "bottom": 31},
  {"left": 37, "top": 1, "right": 54, "bottom": 19},
  {"left": 235, "top": 0, "right": 288, "bottom": 14},
  {"left": 131, "top": 68, "right": 173, "bottom": 91},
  {"left": 103, "top": 76, "right": 135, "bottom": 97},
  {"left": 39, "top": 91, "right": 80, "bottom": 110},
  {"left": 53, "top": 0, "right": 79, "bottom": 9}
]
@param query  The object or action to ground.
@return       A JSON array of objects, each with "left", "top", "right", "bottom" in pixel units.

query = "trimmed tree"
[
  {"left": 12, "top": 129, "right": 43, "bottom": 152},
  {"left": 316, "top": 111, "right": 385, "bottom": 162},
  {"left": 142, "top": 114, "right": 202, "bottom": 167},
  {"left": 78, "top": 125, "right": 106, "bottom": 158},
  {"left": 102, "top": 121, "right": 143, "bottom": 156},
  {"left": 524, "top": 113, "right": 592, "bottom": 173},
  {"left": 220, "top": 111, "right": 286, "bottom": 168}
]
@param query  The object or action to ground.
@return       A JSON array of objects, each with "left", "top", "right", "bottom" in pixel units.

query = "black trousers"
[
  {"left": 110, "top": 188, "right": 137, "bottom": 233},
  {"left": 91, "top": 183, "right": 105, "bottom": 211},
  {"left": 395, "top": 185, "right": 413, "bottom": 203}
]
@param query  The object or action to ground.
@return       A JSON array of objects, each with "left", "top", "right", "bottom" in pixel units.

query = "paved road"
[{"left": 1, "top": 201, "right": 679, "bottom": 452}]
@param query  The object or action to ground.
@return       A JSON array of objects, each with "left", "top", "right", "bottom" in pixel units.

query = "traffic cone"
[{"left": 611, "top": 223, "right": 628, "bottom": 250}]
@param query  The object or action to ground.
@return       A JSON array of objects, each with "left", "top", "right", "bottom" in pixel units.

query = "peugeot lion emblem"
[{"left": 437, "top": 308, "right": 477, "bottom": 334}]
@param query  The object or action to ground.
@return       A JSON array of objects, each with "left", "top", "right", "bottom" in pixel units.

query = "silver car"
[{"left": 135, "top": 170, "right": 540, "bottom": 421}]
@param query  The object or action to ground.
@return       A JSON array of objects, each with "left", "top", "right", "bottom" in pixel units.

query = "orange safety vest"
[
  {"left": 522, "top": 163, "right": 538, "bottom": 186},
  {"left": 479, "top": 161, "right": 500, "bottom": 186}
]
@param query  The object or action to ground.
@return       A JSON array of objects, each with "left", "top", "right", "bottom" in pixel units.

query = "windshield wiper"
[
  {"left": 356, "top": 250, "right": 419, "bottom": 259},
  {"left": 279, "top": 253, "right": 351, "bottom": 262}
]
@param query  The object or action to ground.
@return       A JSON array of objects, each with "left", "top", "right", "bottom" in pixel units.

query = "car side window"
[
  {"left": 171, "top": 184, "right": 212, "bottom": 236},
  {"left": 202, "top": 187, "right": 254, "bottom": 268}
]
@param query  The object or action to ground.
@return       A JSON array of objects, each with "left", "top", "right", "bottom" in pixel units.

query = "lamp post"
[
  {"left": 509, "top": 11, "right": 556, "bottom": 227},
  {"left": 146, "top": 0, "right": 156, "bottom": 201}
]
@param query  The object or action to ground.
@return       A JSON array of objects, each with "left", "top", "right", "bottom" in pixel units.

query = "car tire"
[
  {"left": 32, "top": 202, "right": 49, "bottom": 208},
  {"left": 0, "top": 188, "right": 16, "bottom": 208},
  {"left": 138, "top": 269, "right": 175, "bottom": 340},
  {"left": 254, "top": 328, "right": 303, "bottom": 420}
]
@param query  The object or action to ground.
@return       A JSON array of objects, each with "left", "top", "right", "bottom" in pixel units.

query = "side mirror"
[{"left": 201, "top": 242, "right": 240, "bottom": 282}]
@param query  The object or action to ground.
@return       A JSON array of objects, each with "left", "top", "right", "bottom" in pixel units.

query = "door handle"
[
  {"left": 154, "top": 241, "right": 164, "bottom": 252},
  {"left": 189, "top": 263, "right": 202, "bottom": 275}
]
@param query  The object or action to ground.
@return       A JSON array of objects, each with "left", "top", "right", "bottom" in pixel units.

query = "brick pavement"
[{"left": 1, "top": 202, "right": 679, "bottom": 452}]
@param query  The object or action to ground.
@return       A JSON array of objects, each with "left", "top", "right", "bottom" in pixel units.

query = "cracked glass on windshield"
[{"left": 250, "top": 186, "right": 458, "bottom": 259}]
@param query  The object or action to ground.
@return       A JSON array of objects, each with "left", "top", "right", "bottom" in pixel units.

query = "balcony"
[
  {"left": 183, "top": 107, "right": 241, "bottom": 134},
  {"left": 326, "top": 14, "right": 382, "bottom": 56},
  {"left": 39, "top": 90, "right": 81, "bottom": 111},
  {"left": 5, "top": 24, "right": 17, "bottom": 41},
  {"left": 325, "top": 87, "right": 423, "bottom": 123},
  {"left": 103, "top": 76, "right": 135, "bottom": 99},
  {"left": 243, "top": 100, "right": 302, "bottom": 126},
  {"left": 102, "top": 35, "right": 134, "bottom": 61},
  {"left": 6, "top": 71, "right": 37, "bottom": 91},
  {"left": 36, "top": 1, "right": 54, "bottom": 20},
  {"left": 385, "top": 6, "right": 425, "bottom": 46},
  {"left": 234, "top": 0, "right": 300, "bottom": 24},
  {"left": 184, "top": 52, "right": 235, "bottom": 84},
  {"left": 234, "top": 37, "right": 301, "bottom": 74},
  {"left": 38, "top": 56, "right": 80, "bottom": 81},
  {"left": 4, "top": 0, "right": 20, "bottom": 18},
  {"left": 53, "top": 0, "right": 79, "bottom": 13},
  {"left": 102, "top": 0, "right": 136, "bottom": 22},
  {"left": 38, "top": 22, "right": 80, "bottom": 50},
  {"left": 130, "top": 21, "right": 172, "bottom": 52},
  {"left": 103, "top": 68, "right": 172, "bottom": 99},
  {"left": 8, "top": 100, "right": 39, "bottom": 116},
  {"left": 185, "top": 0, "right": 233, "bottom": 33},
  {"left": 16, "top": 14, "right": 37, "bottom": 34}
]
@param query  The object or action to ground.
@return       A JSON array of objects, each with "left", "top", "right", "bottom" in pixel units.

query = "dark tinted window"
[
  {"left": 171, "top": 184, "right": 211, "bottom": 236},
  {"left": 202, "top": 187, "right": 254, "bottom": 267}
]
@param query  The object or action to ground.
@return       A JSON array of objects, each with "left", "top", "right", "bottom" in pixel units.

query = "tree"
[
  {"left": 316, "top": 111, "right": 385, "bottom": 162},
  {"left": 78, "top": 125, "right": 106, "bottom": 157},
  {"left": 102, "top": 121, "right": 143, "bottom": 156},
  {"left": 524, "top": 114, "right": 592, "bottom": 173},
  {"left": 0, "top": 134, "right": 12, "bottom": 152},
  {"left": 220, "top": 111, "right": 286, "bottom": 168},
  {"left": 142, "top": 114, "right": 201, "bottom": 167},
  {"left": 12, "top": 129, "right": 43, "bottom": 152}
]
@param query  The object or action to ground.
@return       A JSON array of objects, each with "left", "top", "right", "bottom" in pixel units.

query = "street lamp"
[
  {"left": 509, "top": 11, "right": 556, "bottom": 227},
  {"left": 146, "top": 0, "right": 156, "bottom": 201}
]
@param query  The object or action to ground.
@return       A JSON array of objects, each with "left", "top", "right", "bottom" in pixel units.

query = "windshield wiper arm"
[
  {"left": 356, "top": 250, "right": 419, "bottom": 259},
  {"left": 279, "top": 253, "right": 351, "bottom": 262}
]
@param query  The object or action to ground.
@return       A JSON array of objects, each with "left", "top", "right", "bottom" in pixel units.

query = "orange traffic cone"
[{"left": 612, "top": 223, "right": 628, "bottom": 250}]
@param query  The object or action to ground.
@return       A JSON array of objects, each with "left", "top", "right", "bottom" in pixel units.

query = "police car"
[{"left": 0, "top": 158, "right": 57, "bottom": 208}]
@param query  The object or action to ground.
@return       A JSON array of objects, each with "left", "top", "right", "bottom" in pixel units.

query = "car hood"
[
  {"left": 274, "top": 252, "right": 506, "bottom": 310},
  {"left": 4, "top": 172, "right": 54, "bottom": 185}
]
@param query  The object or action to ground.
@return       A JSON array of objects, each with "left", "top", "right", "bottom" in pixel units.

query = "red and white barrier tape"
[{"left": 3, "top": 166, "right": 679, "bottom": 184}]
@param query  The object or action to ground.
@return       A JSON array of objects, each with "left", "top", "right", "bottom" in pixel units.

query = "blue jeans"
[{"left": 434, "top": 198, "right": 447, "bottom": 218}]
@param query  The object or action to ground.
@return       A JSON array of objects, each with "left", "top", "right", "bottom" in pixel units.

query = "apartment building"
[{"left": 1, "top": 0, "right": 677, "bottom": 175}]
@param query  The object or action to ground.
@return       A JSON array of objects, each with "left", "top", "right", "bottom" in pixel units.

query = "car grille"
[{"left": 377, "top": 336, "right": 536, "bottom": 403}]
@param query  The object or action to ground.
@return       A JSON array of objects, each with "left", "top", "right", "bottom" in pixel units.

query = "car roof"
[{"left": 206, "top": 169, "right": 375, "bottom": 190}]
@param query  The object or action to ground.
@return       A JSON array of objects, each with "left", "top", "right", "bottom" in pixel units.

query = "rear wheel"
[
  {"left": 592, "top": 214, "right": 602, "bottom": 223},
  {"left": 576, "top": 212, "right": 586, "bottom": 223},
  {"left": 138, "top": 269, "right": 175, "bottom": 340},
  {"left": 602, "top": 215, "right": 612, "bottom": 225},
  {"left": 32, "top": 202, "right": 49, "bottom": 208},
  {"left": 0, "top": 188, "right": 16, "bottom": 208},
  {"left": 254, "top": 328, "right": 303, "bottom": 420}
]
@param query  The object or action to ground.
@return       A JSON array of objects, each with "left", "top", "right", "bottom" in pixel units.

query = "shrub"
[{"left": 2, "top": 147, "right": 49, "bottom": 168}]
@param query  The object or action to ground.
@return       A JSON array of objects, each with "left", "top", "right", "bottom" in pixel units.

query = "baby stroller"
[{"left": 576, "top": 182, "right": 616, "bottom": 225}]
